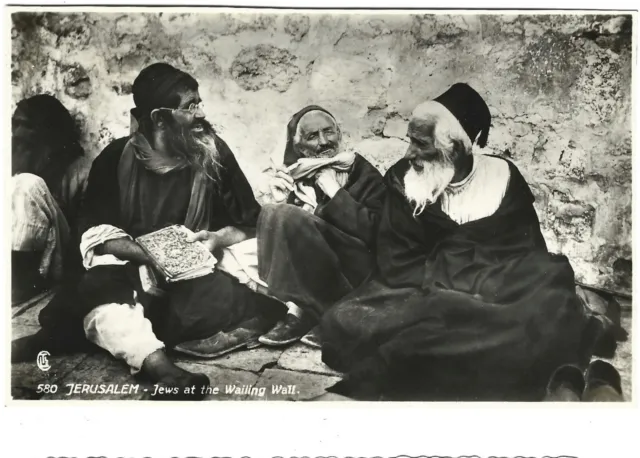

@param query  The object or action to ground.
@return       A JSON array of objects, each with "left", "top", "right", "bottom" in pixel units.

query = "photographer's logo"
[{"left": 36, "top": 351, "right": 51, "bottom": 372}]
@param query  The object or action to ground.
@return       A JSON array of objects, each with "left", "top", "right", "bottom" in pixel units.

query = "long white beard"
[{"left": 403, "top": 159, "right": 455, "bottom": 217}]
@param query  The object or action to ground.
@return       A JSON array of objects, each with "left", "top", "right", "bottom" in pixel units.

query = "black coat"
[{"left": 321, "top": 156, "right": 590, "bottom": 401}]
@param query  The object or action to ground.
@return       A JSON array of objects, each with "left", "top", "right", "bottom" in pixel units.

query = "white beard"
[{"left": 403, "top": 158, "right": 455, "bottom": 217}]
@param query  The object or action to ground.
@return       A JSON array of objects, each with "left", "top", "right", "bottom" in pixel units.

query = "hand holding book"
[
  {"left": 135, "top": 225, "right": 218, "bottom": 284},
  {"left": 186, "top": 230, "right": 222, "bottom": 253}
]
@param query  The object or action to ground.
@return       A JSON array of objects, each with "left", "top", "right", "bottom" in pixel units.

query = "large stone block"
[
  {"left": 383, "top": 117, "right": 408, "bottom": 139},
  {"left": 278, "top": 343, "right": 342, "bottom": 376},
  {"left": 175, "top": 361, "right": 260, "bottom": 401},
  {"left": 230, "top": 44, "right": 301, "bottom": 93},
  {"left": 62, "top": 63, "right": 91, "bottom": 99},
  {"left": 412, "top": 14, "right": 482, "bottom": 47},
  {"left": 246, "top": 368, "right": 341, "bottom": 401},
  {"left": 174, "top": 346, "right": 283, "bottom": 373},
  {"left": 284, "top": 14, "right": 310, "bottom": 41},
  {"left": 308, "top": 55, "right": 392, "bottom": 117},
  {"left": 43, "top": 352, "right": 148, "bottom": 401}
]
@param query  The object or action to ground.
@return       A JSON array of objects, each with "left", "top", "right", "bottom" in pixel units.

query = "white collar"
[{"left": 447, "top": 155, "right": 479, "bottom": 189}]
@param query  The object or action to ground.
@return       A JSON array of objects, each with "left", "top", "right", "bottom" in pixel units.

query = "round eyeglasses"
[
  {"left": 156, "top": 102, "right": 205, "bottom": 116},
  {"left": 176, "top": 101, "right": 204, "bottom": 115}
]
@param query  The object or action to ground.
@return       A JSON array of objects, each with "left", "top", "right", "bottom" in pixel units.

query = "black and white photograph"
[{"left": 7, "top": 6, "right": 634, "bottom": 404}]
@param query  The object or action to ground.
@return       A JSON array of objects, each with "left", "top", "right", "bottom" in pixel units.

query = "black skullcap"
[
  {"left": 283, "top": 105, "right": 337, "bottom": 166},
  {"left": 131, "top": 62, "right": 198, "bottom": 120},
  {"left": 433, "top": 83, "right": 491, "bottom": 148}
]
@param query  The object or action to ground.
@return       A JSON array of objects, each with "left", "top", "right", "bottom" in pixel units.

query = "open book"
[{"left": 135, "top": 225, "right": 217, "bottom": 284}]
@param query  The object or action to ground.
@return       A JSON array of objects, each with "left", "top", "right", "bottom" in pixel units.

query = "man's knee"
[
  {"left": 83, "top": 302, "right": 164, "bottom": 371},
  {"left": 323, "top": 297, "right": 373, "bottom": 338},
  {"left": 77, "top": 266, "right": 136, "bottom": 307},
  {"left": 261, "top": 203, "right": 314, "bottom": 233},
  {"left": 322, "top": 300, "right": 351, "bottom": 333}
]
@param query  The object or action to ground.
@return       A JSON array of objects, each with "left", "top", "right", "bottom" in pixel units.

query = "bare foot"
[{"left": 142, "top": 349, "right": 210, "bottom": 401}]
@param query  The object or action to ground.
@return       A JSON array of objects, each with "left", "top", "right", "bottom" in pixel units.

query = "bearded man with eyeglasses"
[{"left": 38, "top": 63, "right": 286, "bottom": 399}]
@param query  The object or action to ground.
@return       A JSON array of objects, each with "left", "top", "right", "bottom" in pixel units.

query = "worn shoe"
[
  {"left": 582, "top": 360, "right": 624, "bottom": 402},
  {"left": 300, "top": 326, "right": 322, "bottom": 349},
  {"left": 258, "top": 313, "right": 314, "bottom": 346},
  {"left": 543, "top": 364, "right": 585, "bottom": 402},
  {"left": 174, "top": 327, "right": 261, "bottom": 359}
]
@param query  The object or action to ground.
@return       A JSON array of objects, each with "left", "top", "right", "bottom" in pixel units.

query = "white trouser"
[{"left": 83, "top": 301, "right": 164, "bottom": 374}]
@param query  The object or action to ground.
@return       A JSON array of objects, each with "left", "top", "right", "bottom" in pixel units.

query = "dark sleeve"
[
  {"left": 77, "top": 137, "right": 128, "bottom": 236},
  {"left": 315, "top": 155, "right": 387, "bottom": 247},
  {"left": 215, "top": 136, "right": 262, "bottom": 228},
  {"left": 375, "top": 164, "right": 431, "bottom": 288}
]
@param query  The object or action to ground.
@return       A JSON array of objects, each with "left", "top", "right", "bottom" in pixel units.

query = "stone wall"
[{"left": 11, "top": 11, "right": 633, "bottom": 294}]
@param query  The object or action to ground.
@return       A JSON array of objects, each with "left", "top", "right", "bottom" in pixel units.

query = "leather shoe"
[
  {"left": 582, "top": 360, "right": 624, "bottom": 402},
  {"left": 258, "top": 313, "right": 314, "bottom": 346},
  {"left": 300, "top": 326, "right": 322, "bottom": 349},
  {"left": 543, "top": 364, "right": 585, "bottom": 402}
]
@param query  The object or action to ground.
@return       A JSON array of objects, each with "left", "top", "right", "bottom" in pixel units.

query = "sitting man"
[
  {"left": 257, "top": 105, "right": 386, "bottom": 348},
  {"left": 11, "top": 95, "right": 89, "bottom": 304},
  {"left": 40, "top": 63, "right": 285, "bottom": 398},
  {"left": 320, "top": 84, "right": 592, "bottom": 401}
]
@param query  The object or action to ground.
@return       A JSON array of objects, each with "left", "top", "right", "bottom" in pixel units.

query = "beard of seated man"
[
  {"left": 403, "top": 150, "right": 455, "bottom": 218},
  {"left": 162, "top": 115, "right": 223, "bottom": 186}
]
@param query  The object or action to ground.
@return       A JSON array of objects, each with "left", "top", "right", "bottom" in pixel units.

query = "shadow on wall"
[{"left": 10, "top": 11, "right": 633, "bottom": 294}]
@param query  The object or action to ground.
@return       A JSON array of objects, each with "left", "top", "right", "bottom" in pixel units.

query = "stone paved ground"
[{"left": 10, "top": 291, "right": 633, "bottom": 402}]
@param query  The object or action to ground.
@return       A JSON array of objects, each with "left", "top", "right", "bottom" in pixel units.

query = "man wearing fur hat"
[
  {"left": 320, "top": 83, "right": 592, "bottom": 401},
  {"left": 39, "top": 63, "right": 285, "bottom": 398},
  {"left": 257, "top": 106, "right": 386, "bottom": 348}
]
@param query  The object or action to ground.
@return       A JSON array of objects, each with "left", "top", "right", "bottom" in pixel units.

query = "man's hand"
[
  {"left": 269, "top": 165, "right": 295, "bottom": 203},
  {"left": 187, "top": 230, "right": 222, "bottom": 253},
  {"left": 315, "top": 168, "right": 342, "bottom": 199}
]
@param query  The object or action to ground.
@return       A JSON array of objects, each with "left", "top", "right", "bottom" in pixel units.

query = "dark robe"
[
  {"left": 257, "top": 153, "right": 386, "bottom": 320},
  {"left": 321, "top": 157, "right": 592, "bottom": 401},
  {"left": 40, "top": 135, "right": 284, "bottom": 346}
]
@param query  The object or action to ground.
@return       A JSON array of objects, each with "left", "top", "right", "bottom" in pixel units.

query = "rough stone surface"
[
  {"left": 10, "top": 308, "right": 631, "bottom": 401},
  {"left": 11, "top": 323, "right": 40, "bottom": 341},
  {"left": 11, "top": 291, "right": 54, "bottom": 327},
  {"left": 12, "top": 353, "right": 88, "bottom": 398},
  {"left": 174, "top": 346, "right": 283, "bottom": 373},
  {"left": 175, "top": 361, "right": 260, "bottom": 401},
  {"left": 246, "top": 368, "right": 341, "bottom": 401},
  {"left": 11, "top": 290, "right": 55, "bottom": 318},
  {"left": 11, "top": 12, "right": 632, "bottom": 293},
  {"left": 230, "top": 44, "right": 301, "bottom": 92},
  {"left": 277, "top": 343, "right": 342, "bottom": 376},
  {"left": 43, "top": 353, "right": 149, "bottom": 400}
]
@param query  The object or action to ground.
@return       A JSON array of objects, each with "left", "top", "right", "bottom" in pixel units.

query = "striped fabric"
[{"left": 11, "top": 173, "right": 70, "bottom": 280}]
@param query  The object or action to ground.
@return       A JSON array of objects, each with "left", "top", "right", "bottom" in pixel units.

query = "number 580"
[{"left": 36, "top": 384, "right": 58, "bottom": 394}]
